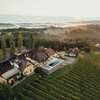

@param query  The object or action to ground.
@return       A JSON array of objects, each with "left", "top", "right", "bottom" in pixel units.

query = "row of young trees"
[{"left": 1, "top": 33, "right": 35, "bottom": 59}]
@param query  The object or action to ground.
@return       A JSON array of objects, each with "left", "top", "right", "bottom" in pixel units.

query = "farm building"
[
  {"left": 34, "top": 46, "right": 56, "bottom": 62},
  {"left": 68, "top": 47, "right": 80, "bottom": 57},
  {"left": 0, "top": 60, "right": 21, "bottom": 84}
]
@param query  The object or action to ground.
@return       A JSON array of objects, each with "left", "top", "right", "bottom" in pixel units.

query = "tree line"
[
  {"left": 34, "top": 38, "right": 91, "bottom": 51},
  {"left": 0, "top": 32, "right": 91, "bottom": 59},
  {"left": 1, "top": 33, "right": 35, "bottom": 59}
]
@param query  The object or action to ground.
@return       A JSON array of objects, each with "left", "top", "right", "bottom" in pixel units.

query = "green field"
[{"left": 14, "top": 53, "right": 100, "bottom": 100}]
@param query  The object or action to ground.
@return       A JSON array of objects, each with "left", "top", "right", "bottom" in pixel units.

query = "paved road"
[{"left": 62, "top": 57, "right": 76, "bottom": 65}]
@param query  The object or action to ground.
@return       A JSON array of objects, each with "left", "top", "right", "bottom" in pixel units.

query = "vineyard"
[{"left": 15, "top": 53, "right": 100, "bottom": 100}]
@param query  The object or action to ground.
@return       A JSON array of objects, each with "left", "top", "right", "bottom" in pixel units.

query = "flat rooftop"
[{"left": 42, "top": 57, "right": 64, "bottom": 71}]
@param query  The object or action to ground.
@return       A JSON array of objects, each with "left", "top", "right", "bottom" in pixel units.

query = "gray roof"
[
  {"left": 31, "top": 59, "right": 38, "bottom": 65},
  {"left": 26, "top": 57, "right": 38, "bottom": 65},
  {"left": 1, "top": 67, "right": 19, "bottom": 79}
]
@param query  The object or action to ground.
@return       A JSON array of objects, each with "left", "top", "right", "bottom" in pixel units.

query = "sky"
[{"left": 0, "top": 0, "right": 100, "bottom": 18}]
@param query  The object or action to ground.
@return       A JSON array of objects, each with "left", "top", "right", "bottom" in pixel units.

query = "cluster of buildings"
[
  {"left": 68, "top": 47, "right": 80, "bottom": 57},
  {"left": 0, "top": 46, "right": 64, "bottom": 84}
]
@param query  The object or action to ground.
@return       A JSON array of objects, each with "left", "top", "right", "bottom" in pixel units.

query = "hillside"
[
  {"left": 64, "top": 25, "right": 100, "bottom": 39},
  {"left": 14, "top": 53, "right": 100, "bottom": 100},
  {"left": 43, "top": 25, "right": 100, "bottom": 43}
]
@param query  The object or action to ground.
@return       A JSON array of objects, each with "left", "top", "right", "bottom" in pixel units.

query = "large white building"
[{"left": 41, "top": 57, "right": 64, "bottom": 74}]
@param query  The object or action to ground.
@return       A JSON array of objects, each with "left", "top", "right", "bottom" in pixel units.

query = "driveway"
[{"left": 62, "top": 56, "right": 76, "bottom": 65}]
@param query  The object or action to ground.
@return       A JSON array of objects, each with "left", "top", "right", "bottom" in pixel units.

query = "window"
[{"left": 30, "top": 69, "right": 32, "bottom": 72}]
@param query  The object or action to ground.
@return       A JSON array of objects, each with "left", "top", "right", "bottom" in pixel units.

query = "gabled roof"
[
  {"left": 19, "top": 59, "right": 29, "bottom": 73},
  {"left": 10, "top": 50, "right": 34, "bottom": 73},
  {"left": 35, "top": 46, "right": 55, "bottom": 62},
  {"left": 95, "top": 43, "right": 100, "bottom": 48},
  {"left": 1, "top": 67, "right": 19, "bottom": 79},
  {"left": 14, "top": 50, "right": 33, "bottom": 59},
  {"left": 68, "top": 47, "right": 80, "bottom": 56},
  {"left": 45, "top": 48, "right": 55, "bottom": 57},
  {"left": 36, "top": 52, "right": 48, "bottom": 62},
  {"left": 0, "top": 60, "right": 13, "bottom": 75},
  {"left": 26, "top": 57, "right": 38, "bottom": 65},
  {"left": 37, "top": 46, "right": 45, "bottom": 52}
]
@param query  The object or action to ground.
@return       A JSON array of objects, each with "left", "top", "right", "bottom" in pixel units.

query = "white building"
[{"left": 41, "top": 57, "right": 64, "bottom": 74}]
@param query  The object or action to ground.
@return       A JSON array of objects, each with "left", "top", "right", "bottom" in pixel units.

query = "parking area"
[{"left": 62, "top": 56, "right": 76, "bottom": 66}]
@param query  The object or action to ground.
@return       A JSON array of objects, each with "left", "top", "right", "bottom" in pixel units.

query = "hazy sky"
[{"left": 0, "top": 0, "right": 100, "bottom": 18}]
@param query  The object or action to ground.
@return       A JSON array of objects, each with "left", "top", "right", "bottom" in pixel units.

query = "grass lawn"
[
  {"left": 50, "top": 64, "right": 73, "bottom": 78},
  {"left": 50, "top": 58, "right": 78, "bottom": 78}
]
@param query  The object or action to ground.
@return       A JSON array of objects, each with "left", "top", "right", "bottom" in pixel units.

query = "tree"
[
  {"left": 28, "top": 33, "right": 35, "bottom": 49},
  {"left": 1, "top": 35, "right": 7, "bottom": 58},
  {"left": 18, "top": 33, "right": 23, "bottom": 53},
  {"left": 63, "top": 46, "right": 67, "bottom": 51},
  {"left": 0, "top": 83, "right": 14, "bottom": 100},
  {"left": 9, "top": 33, "right": 16, "bottom": 54},
  {"left": 84, "top": 47, "right": 91, "bottom": 53}
]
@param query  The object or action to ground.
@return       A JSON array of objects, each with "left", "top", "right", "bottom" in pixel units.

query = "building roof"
[
  {"left": 26, "top": 57, "right": 38, "bottom": 65},
  {"left": 0, "top": 60, "right": 13, "bottom": 75},
  {"left": 35, "top": 46, "right": 55, "bottom": 62},
  {"left": 11, "top": 50, "right": 34, "bottom": 73},
  {"left": 45, "top": 48, "right": 55, "bottom": 57},
  {"left": 14, "top": 50, "right": 33, "bottom": 59},
  {"left": 42, "top": 57, "right": 64, "bottom": 71},
  {"left": 13, "top": 58, "right": 22, "bottom": 64},
  {"left": 19, "top": 59, "right": 29, "bottom": 73},
  {"left": 37, "top": 46, "right": 45, "bottom": 52},
  {"left": 36, "top": 52, "right": 48, "bottom": 62},
  {"left": 1, "top": 67, "right": 19, "bottom": 79},
  {"left": 95, "top": 43, "right": 100, "bottom": 48},
  {"left": 68, "top": 47, "right": 80, "bottom": 56}
]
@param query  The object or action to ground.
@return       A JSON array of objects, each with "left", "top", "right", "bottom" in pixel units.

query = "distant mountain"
[
  {"left": 0, "top": 15, "right": 76, "bottom": 23},
  {"left": 69, "top": 20, "right": 100, "bottom": 25},
  {"left": 0, "top": 23, "right": 20, "bottom": 29},
  {"left": 0, "top": 15, "right": 100, "bottom": 29},
  {"left": 0, "top": 15, "right": 100, "bottom": 23}
]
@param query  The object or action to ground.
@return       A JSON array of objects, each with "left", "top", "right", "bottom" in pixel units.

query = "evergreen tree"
[
  {"left": 9, "top": 33, "right": 16, "bottom": 54},
  {"left": 28, "top": 33, "right": 35, "bottom": 49},
  {"left": 63, "top": 46, "right": 67, "bottom": 51},
  {"left": 18, "top": 33, "right": 23, "bottom": 53},
  {"left": 1, "top": 35, "right": 6, "bottom": 58}
]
